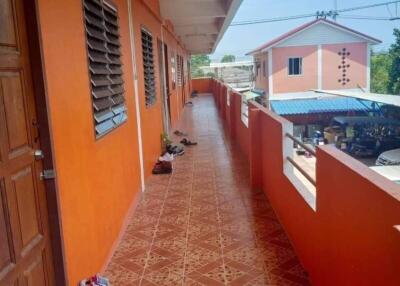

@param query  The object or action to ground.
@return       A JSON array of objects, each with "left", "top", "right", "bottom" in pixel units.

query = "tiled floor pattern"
[{"left": 105, "top": 95, "right": 310, "bottom": 285}]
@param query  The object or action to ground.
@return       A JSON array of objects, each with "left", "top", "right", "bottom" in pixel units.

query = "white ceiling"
[{"left": 160, "top": 0, "right": 243, "bottom": 54}]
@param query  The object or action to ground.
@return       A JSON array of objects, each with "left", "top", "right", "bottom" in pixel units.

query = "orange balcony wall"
[
  {"left": 192, "top": 77, "right": 213, "bottom": 94},
  {"left": 203, "top": 77, "right": 400, "bottom": 286}
]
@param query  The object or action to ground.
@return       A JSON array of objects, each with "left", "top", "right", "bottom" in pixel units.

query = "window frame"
[
  {"left": 288, "top": 57, "right": 303, "bottom": 76},
  {"left": 171, "top": 51, "right": 176, "bottom": 90},
  {"left": 82, "top": 0, "right": 127, "bottom": 139},
  {"left": 263, "top": 60, "right": 266, "bottom": 77},
  {"left": 177, "top": 54, "right": 183, "bottom": 87},
  {"left": 141, "top": 26, "right": 157, "bottom": 108}
]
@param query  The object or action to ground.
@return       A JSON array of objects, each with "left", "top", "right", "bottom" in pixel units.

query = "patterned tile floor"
[{"left": 104, "top": 95, "right": 310, "bottom": 285}]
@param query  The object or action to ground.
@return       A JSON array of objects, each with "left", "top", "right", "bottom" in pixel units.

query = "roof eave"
[
  {"left": 246, "top": 18, "right": 382, "bottom": 56},
  {"left": 211, "top": 0, "right": 244, "bottom": 54}
]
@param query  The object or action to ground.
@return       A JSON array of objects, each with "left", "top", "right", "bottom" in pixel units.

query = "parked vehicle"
[
  {"left": 376, "top": 148, "right": 400, "bottom": 166},
  {"left": 370, "top": 165, "right": 400, "bottom": 184}
]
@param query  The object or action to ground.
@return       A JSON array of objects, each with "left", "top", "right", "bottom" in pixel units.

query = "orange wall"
[
  {"left": 322, "top": 42, "right": 367, "bottom": 90},
  {"left": 192, "top": 78, "right": 212, "bottom": 93},
  {"left": 273, "top": 45, "right": 318, "bottom": 93},
  {"left": 36, "top": 0, "right": 141, "bottom": 284},
  {"left": 132, "top": 0, "right": 165, "bottom": 177},
  {"left": 132, "top": 0, "right": 190, "bottom": 177},
  {"left": 208, "top": 78, "right": 400, "bottom": 285},
  {"left": 212, "top": 80, "right": 250, "bottom": 161},
  {"left": 160, "top": 23, "right": 191, "bottom": 128},
  {"left": 36, "top": 0, "right": 190, "bottom": 284}
]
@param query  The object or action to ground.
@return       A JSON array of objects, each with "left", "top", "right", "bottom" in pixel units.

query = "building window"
[
  {"left": 83, "top": 0, "right": 127, "bottom": 138},
  {"left": 255, "top": 62, "right": 261, "bottom": 77},
  {"left": 263, "top": 60, "right": 266, "bottom": 77},
  {"left": 141, "top": 27, "right": 156, "bottom": 107},
  {"left": 288, "top": 57, "right": 302, "bottom": 75},
  {"left": 177, "top": 55, "right": 183, "bottom": 87},
  {"left": 171, "top": 52, "right": 176, "bottom": 90}
]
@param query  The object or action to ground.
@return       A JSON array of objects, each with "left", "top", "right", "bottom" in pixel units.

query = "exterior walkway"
[{"left": 104, "top": 95, "right": 309, "bottom": 285}]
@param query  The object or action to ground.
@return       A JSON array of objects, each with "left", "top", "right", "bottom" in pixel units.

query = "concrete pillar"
[{"left": 249, "top": 106, "right": 262, "bottom": 189}]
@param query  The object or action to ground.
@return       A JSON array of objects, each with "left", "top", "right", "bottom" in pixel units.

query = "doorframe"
[
  {"left": 157, "top": 35, "right": 171, "bottom": 135},
  {"left": 163, "top": 43, "right": 172, "bottom": 126},
  {"left": 26, "top": 1, "right": 67, "bottom": 284}
]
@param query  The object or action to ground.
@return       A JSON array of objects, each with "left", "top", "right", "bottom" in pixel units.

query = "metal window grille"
[
  {"left": 83, "top": 0, "right": 127, "bottom": 138},
  {"left": 141, "top": 27, "right": 156, "bottom": 107}
]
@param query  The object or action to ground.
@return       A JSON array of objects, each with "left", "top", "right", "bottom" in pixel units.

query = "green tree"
[
  {"left": 191, "top": 54, "right": 211, "bottom": 78},
  {"left": 371, "top": 51, "right": 392, "bottom": 94},
  {"left": 388, "top": 28, "right": 400, "bottom": 95},
  {"left": 221, "top": 54, "right": 236, "bottom": 63}
]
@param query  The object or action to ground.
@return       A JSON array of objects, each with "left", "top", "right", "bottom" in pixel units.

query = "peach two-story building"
[{"left": 247, "top": 18, "right": 381, "bottom": 101}]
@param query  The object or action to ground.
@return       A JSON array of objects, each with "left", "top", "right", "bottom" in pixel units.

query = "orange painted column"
[{"left": 249, "top": 105, "right": 262, "bottom": 189}]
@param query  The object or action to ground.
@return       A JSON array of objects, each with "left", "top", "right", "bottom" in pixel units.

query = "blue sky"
[{"left": 211, "top": 0, "right": 399, "bottom": 61}]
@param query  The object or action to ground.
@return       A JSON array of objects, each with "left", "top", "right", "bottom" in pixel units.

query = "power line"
[
  {"left": 230, "top": 0, "right": 400, "bottom": 26},
  {"left": 337, "top": 0, "right": 399, "bottom": 13},
  {"left": 230, "top": 14, "right": 316, "bottom": 26},
  {"left": 338, "top": 15, "right": 394, "bottom": 20}
]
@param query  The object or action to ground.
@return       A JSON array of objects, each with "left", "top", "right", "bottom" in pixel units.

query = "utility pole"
[{"left": 333, "top": 0, "right": 338, "bottom": 21}]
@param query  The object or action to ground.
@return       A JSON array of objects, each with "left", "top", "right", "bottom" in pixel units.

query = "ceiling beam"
[
  {"left": 160, "top": 0, "right": 227, "bottom": 20},
  {"left": 174, "top": 23, "right": 220, "bottom": 36},
  {"left": 160, "top": 0, "right": 243, "bottom": 54}
]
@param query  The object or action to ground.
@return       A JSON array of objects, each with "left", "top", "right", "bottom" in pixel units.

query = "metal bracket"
[
  {"left": 40, "top": 169, "right": 55, "bottom": 180},
  {"left": 34, "top": 150, "right": 44, "bottom": 160}
]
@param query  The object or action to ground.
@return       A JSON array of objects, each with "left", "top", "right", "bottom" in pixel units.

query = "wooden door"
[{"left": 0, "top": 0, "right": 55, "bottom": 285}]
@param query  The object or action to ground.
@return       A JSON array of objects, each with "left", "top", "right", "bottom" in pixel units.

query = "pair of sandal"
[
  {"left": 174, "top": 130, "right": 187, "bottom": 136},
  {"left": 180, "top": 138, "right": 197, "bottom": 146}
]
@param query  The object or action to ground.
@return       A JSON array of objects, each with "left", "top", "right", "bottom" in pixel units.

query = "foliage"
[
  {"left": 371, "top": 51, "right": 392, "bottom": 94},
  {"left": 221, "top": 54, "right": 236, "bottom": 63},
  {"left": 388, "top": 28, "right": 400, "bottom": 95},
  {"left": 370, "top": 28, "right": 400, "bottom": 95},
  {"left": 191, "top": 54, "right": 211, "bottom": 78},
  {"left": 160, "top": 133, "right": 171, "bottom": 152}
]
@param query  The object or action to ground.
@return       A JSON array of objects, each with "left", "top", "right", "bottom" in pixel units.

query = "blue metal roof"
[{"left": 271, "top": 97, "right": 374, "bottom": 116}]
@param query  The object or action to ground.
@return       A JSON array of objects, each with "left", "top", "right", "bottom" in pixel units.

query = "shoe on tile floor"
[
  {"left": 167, "top": 144, "right": 185, "bottom": 156},
  {"left": 159, "top": 152, "right": 174, "bottom": 162},
  {"left": 180, "top": 138, "right": 198, "bottom": 146},
  {"left": 173, "top": 130, "right": 187, "bottom": 136},
  {"left": 152, "top": 161, "right": 172, "bottom": 175}
]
